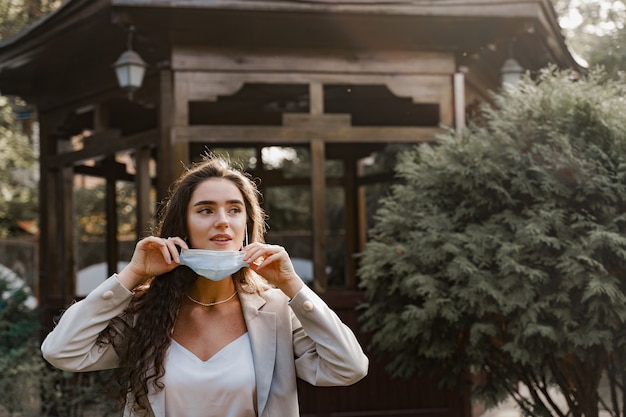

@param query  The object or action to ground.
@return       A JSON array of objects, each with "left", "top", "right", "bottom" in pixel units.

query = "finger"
[
  {"left": 147, "top": 237, "right": 176, "bottom": 265},
  {"left": 242, "top": 243, "right": 266, "bottom": 263},
  {"left": 164, "top": 237, "right": 188, "bottom": 263},
  {"left": 170, "top": 236, "right": 189, "bottom": 250},
  {"left": 244, "top": 244, "right": 278, "bottom": 266},
  {"left": 158, "top": 238, "right": 174, "bottom": 265},
  {"left": 251, "top": 247, "right": 286, "bottom": 270}
]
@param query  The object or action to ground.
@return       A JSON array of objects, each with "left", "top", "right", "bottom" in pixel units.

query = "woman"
[{"left": 41, "top": 156, "right": 368, "bottom": 417}]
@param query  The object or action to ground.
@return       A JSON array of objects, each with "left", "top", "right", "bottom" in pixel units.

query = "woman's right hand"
[{"left": 116, "top": 236, "right": 188, "bottom": 290}]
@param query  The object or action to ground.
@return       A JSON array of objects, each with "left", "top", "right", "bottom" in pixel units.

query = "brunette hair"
[{"left": 99, "top": 155, "right": 269, "bottom": 412}]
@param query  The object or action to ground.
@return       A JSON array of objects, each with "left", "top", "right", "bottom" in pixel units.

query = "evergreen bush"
[
  {"left": 0, "top": 264, "right": 39, "bottom": 415},
  {"left": 358, "top": 67, "right": 626, "bottom": 417},
  {"left": 0, "top": 264, "right": 117, "bottom": 416}
]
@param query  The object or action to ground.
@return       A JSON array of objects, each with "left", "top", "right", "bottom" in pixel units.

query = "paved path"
[
  {"left": 477, "top": 386, "right": 613, "bottom": 417},
  {"left": 478, "top": 397, "right": 526, "bottom": 417}
]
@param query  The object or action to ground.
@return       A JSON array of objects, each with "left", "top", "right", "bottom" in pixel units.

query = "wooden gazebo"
[{"left": 0, "top": 1, "right": 581, "bottom": 415}]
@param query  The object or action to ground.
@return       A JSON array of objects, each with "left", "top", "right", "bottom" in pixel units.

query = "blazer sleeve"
[
  {"left": 288, "top": 285, "right": 368, "bottom": 386},
  {"left": 41, "top": 275, "right": 133, "bottom": 372}
]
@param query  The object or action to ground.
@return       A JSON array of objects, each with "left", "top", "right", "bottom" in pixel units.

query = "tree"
[
  {"left": 553, "top": 0, "right": 625, "bottom": 78},
  {"left": 0, "top": 1, "right": 62, "bottom": 237},
  {"left": 0, "top": 263, "right": 117, "bottom": 417},
  {"left": 0, "top": 96, "right": 38, "bottom": 237},
  {"left": 0, "top": 263, "right": 39, "bottom": 415},
  {"left": 0, "top": 0, "right": 61, "bottom": 39},
  {"left": 358, "top": 68, "right": 626, "bottom": 417}
]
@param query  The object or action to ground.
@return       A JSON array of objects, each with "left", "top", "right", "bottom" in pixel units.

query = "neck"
[{"left": 188, "top": 277, "right": 236, "bottom": 304}]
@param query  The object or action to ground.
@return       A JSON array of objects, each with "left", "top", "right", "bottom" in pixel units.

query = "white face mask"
[{"left": 179, "top": 249, "right": 249, "bottom": 281}]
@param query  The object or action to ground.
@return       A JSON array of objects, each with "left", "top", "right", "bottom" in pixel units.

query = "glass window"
[
  {"left": 326, "top": 186, "right": 346, "bottom": 287},
  {"left": 264, "top": 185, "right": 313, "bottom": 284},
  {"left": 359, "top": 144, "right": 414, "bottom": 235},
  {"left": 203, "top": 147, "right": 259, "bottom": 170},
  {"left": 191, "top": 143, "right": 413, "bottom": 289},
  {"left": 262, "top": 146, "right": 310, "bottom": 179}
]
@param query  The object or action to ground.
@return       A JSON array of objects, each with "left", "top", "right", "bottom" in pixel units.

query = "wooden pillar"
[
  {"left": 158, "top": 68, "right": 175, "bottom": 202},
  {"left": 38, "top": 112, "right": 73, "bottom": 334},
  {"left": 94, "top": 105, "right": 120, "bottom": 278},
  {"left": 103, "top": 157, "right": 119, "bottom": 277},
  {"left": 158, "top": 68, "right": 190, "bottom": 203},
  {"left": 310, "top": 82, "right": 323, "bottom": 116},
  {"left": 344, "top": 156, "right": 359, "bottom": 288},
  {"left": 38, "top": 119, "right": 55, "bottom": 307},
  {"left": 135, "top": 145, "right": 152, "bottom": 238},
  {"left": 454, "top": 71, "right": 466, "bottom": 132},
  {"left": 39, "top": 165, "right": 61, "bottom": 332},
  {"left": 60, "top": 165, "right": 76, "bottom": 300},
  {"left": 310, "top": 139, "right": 327, "bottom": 292},
  {"left": 308, "top": 81, "right": 328, "bottom": 291},
  {"left": 356, "top": 159, "right": 368, "bottom": 267}
]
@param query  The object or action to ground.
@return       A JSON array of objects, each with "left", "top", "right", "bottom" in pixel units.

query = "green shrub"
[
  {"left": 358, "top": 67, "right": 626, "bottom": 417},
  {"left": 0, "top": 264, "right": 118, "bottom": 416}
]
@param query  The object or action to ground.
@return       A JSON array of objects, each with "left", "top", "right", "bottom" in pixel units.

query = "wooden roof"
[{"left": 0, "top": 0, "right": 582, "bottom": 109}]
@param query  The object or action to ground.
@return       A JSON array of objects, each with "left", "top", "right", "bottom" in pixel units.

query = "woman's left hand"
[{"left": 243, "top": 242, "right": 304, "bottom": 298}]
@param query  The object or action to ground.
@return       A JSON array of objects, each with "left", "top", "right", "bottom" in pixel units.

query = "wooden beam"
[
  {"left": 282, "top": 114, "right": 350, "bottom": 128},
  {"left": 177, "top": 125, "right": 442, "bottom": 143},
  {"left": 173, "top": 48, "right": 455, "bottom": 74},
  {"left": 42, "top": 129, "right": 158, "bottom": 168},
  {"left": 73, "top": 162, "right": 132, "bottom": 181},
  {"left": 176, "top": 71, "right": 456, "bottom": 105}
]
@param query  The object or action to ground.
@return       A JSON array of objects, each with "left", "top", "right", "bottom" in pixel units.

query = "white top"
[{"left": 163, "top": 333, "right": 257, "bottom": 417}]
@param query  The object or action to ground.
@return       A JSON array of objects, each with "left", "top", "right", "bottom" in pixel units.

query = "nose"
[{"left": 215, "top": 208, "right": 229, "bottom": 227}]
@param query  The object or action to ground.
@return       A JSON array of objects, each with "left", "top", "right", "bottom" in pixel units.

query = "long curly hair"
[{"left": 98, "top": 155, "right": 269, "bottom": 412}]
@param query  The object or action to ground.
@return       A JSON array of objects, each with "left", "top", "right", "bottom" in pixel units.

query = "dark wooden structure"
[{"left": 0, "top": 1, "right": 581, "bottom": 415}]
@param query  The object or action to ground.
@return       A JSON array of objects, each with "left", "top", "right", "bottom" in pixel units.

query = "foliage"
[
  {"left": 0, "top": 96, "right": 38, "bottom": 238},
  {"left": 0, "top": 264, "right": 118, "bottom": 416},
  {"left": 585, "top": 23, "right": 626, "bottom": 80},
  {"left": 358, "top": 68, "right": 626, "bottom": 417},
  {"left": 554, "top": 0, "right": 626, "bottom": 78},
  {"left": 0, "top": 1, "right": 63, "bottom": 238},
  {"left": 0, "top": 263, "right": 39, "bottom": 415},
  {"left": 0, "top": 0, "right": 61, "bottom": 39},
  {"left": 74, "top": 180, "right": 139, "bottom": 241}
]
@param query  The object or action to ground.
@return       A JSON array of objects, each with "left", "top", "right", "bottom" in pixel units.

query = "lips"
[{"left": 211, "top": 234, "right": 232, "bottom": 243}]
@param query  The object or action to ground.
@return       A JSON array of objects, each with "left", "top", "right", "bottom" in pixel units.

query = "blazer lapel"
[{"left": 239, "top": 291, "right": 277, "bottom": 416}]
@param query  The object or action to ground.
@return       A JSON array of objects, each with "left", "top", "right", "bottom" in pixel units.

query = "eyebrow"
[{"left": 192, "top": 199, "right": 245, "bottom": 207}]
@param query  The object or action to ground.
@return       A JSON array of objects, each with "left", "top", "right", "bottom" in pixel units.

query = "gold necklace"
[{"left": 185, "top": 291, "right": 238, "bottom": 307}]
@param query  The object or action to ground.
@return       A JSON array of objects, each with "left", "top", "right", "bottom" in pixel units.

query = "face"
[{"left": 186, "top": 178, "right": 247, "bottom": 251}]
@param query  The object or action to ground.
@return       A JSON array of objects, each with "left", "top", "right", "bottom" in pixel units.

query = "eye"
[
  {"left": 229, "top": 206, "right": 243, "bottom": 214},
  {"left": 197, "top": 207, "right": 214, "bottom": 215}
]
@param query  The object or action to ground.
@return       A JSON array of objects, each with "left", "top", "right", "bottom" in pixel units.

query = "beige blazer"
[{"left": 41, "top": 276, "right": 368, "bottom": 417}]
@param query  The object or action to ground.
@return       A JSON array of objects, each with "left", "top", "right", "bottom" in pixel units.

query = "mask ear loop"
[{"left": 244, "top": 224, "right": 249, "bottom": 247}]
